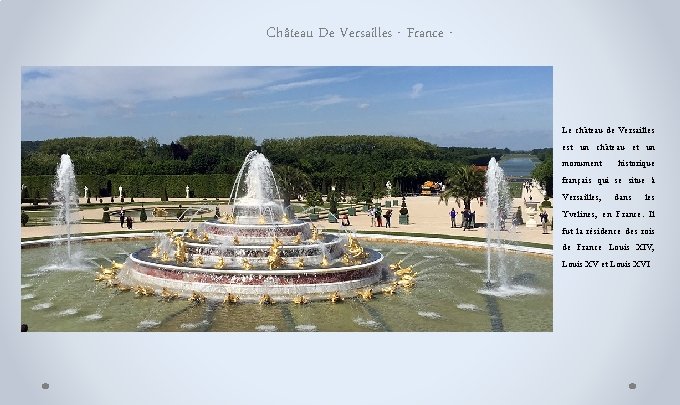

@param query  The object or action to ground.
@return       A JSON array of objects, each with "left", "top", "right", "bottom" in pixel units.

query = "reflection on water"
[
  {"left": 21, "top": 239, "right": 552, "bottom": 332},
  {"left": 498, "top": 157, "right": 538, "bottom": 177}
]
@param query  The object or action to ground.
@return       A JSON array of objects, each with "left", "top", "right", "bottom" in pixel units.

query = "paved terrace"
[{"left": 21, "top": 185, "right": 553, "bottom": 247}]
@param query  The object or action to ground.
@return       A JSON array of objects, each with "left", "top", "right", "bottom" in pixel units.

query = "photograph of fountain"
[
  {"left": 21, "top": 150, "right": 551, "bottom": 332},
  {"left": 20, "top": 66, "right": 552, "bottom": 332}
]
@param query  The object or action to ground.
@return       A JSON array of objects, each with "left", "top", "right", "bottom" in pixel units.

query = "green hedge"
[{"left": 21, "top": 174, "right": 236, "bottom": 200}]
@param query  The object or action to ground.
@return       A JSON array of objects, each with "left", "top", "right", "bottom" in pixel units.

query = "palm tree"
[
  {"left": 274, "top": 165, "right": 312, "bottom": 209},
  {"left": 439, "top": 165, "right": 485, "bottom": 210}
]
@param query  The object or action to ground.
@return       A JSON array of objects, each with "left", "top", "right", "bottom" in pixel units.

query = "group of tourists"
[
  {"left": 367, "top": 207, "right": 393, "bottom": 228},
  {"left": 449, "top": 208, "right": 475, "bottom": 230},
  {"left": 119, "top": 209, "right": 133, "bottom": 230}
]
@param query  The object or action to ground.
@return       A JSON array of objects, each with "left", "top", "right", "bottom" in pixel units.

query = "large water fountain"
[
  {"left": 481, "top": 157, "right": 541, "bottom": 298},
  {"left": 52, "top": 154, "right": 80, "bottom": 264},
  {"left": 116, "top": 151, "right": 388, "bottom": 302}
]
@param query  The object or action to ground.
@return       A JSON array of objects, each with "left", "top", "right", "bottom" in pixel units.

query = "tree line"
[{"left": 21, "top": 134, "right": 551, "bottom": 200}]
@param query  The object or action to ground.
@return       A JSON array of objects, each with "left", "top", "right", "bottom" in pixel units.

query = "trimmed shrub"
[
  {"left": 21, "top": 212, "right": 29, "bottom": 226},
  {"left": 399, "top": 196, "right": 409, "bottom": 215},
  {"left": 328, "top": 192, "right": 338, "bottom": 215}
]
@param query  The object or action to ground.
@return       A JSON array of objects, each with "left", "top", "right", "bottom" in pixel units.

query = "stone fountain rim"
[{"left": 127, "top": 249, "right": 384, "bottom": 276}]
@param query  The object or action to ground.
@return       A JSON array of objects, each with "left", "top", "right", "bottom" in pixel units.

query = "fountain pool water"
[{"left": 20, "top": 239, "right": 552, "bottom": 331}]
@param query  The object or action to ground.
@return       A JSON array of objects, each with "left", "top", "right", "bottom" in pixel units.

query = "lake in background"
[{"left": 499, "top": 157, "right": 538, "bottom": 177}]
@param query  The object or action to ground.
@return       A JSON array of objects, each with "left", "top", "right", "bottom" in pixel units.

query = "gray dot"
[
  {"left": 629, "top": 383, "right": 636, "bottom": 390},
  {"left": 41, "top": 383, "right": 49, "bottom": 390}
]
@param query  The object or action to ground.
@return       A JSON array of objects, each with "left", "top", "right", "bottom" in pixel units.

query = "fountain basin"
[{"left": 118, "top": 249, "right": 385, "bottom": 302}]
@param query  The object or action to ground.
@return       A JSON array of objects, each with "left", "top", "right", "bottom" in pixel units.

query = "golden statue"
[
  {"left": 340, "top": 253, "right": 352, "bottom": 265},
  {"left": 328, "top": 291, "right": 344, "bottom": 303},
  {"left": 242, "top": 258, "right": 253, "bottom": 270},
  {"left": 382, "top": 284, "right": 398, "bottom": 295},
  {"left": 389, "top": 259, "right": 404, "bottom": 271},
  {"left": 356, "top": 288, "right": 373, "bottom": 300},
  {"left": 395, "top": 266, "right": 414, "bottom": 276},
  {"left": 110, "top": 260, "right": 123, "bottom": 270},
  {"left": 292, "top": 295, "right": 307, "bottom": 304},
  {"left": 174, "top": 237, "right": 187, "bottom": 263},
  {"left": 193, "top": 255, "right": 204, "bottom": 266},
  {"left": 345, "top": 236, "right": 368, "bottom": 261},
  {"left": 134, "top": 285, "right": 155, "bottom": 297},
  {"left": 267, "top": 238, "right": 285, "bottom": 270},
  {"left": 281, "top": 214, "right": 290, "bottom": 224},
  {"left": 94, "top": 265, "right": 118, "bottom": 282},
  {"left": 223, "top": 293, "right": 239, "bottom": 304},
  {"left": 161, "top": 251, "right": 170, "bottom": 262},
  {"left": 259, "top": 294, "right": 274, "bottom": 305},
  {"left": 258, "top": 215, "right": 266, "bottom": 224},
  {"left": 214, "top": 257, "right": 225, "bottom": 269},
  {"left": 166, "top": 229, "right": 174, "bottom": 237},
  {"left": 187, "top": 229, "right": 197, "bottom": 240},
  {"left": 233, "top": 235, "right": 240, "bottom": 245},
  {"left": 292, "top": 232, "right": 302, "bottom": 244},
  {"left": 200, "top": 232, "right": 210, "bottom": 242},
  {"left": 189, "top": 291, "right": 206, "bottom": 304},
  {"left": 151, "top": 245, "right": 160, "bottom": 258},
  {"left": 161, "top": 287, "right": 179, "bottom": 301},
  {"left": 397, "top": 279, "right": 415, "bottom": 289},
  {"left": 221, "top": 213, "right": 235, "bottom": 224},
  {"left": 296, "top": 257, "right": 305, "bottom": 269},
  {"left": 320, "top": 255, "right": 330, "bottom": 267}
]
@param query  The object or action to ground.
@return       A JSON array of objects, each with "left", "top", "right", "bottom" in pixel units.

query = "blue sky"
[{"left": 21, "top": 66, "right": 552, "bottom": 150}]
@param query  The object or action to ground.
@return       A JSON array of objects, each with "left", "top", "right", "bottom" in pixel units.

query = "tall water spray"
[
  {"left": 53, "top": 154, "right": 79, "bottom": 263},
  {"left": 228, "top": 151, "right": 284, "bottom": 223},
  {"left": 485, "top": 157, "right": 512, "bottom": 285}
]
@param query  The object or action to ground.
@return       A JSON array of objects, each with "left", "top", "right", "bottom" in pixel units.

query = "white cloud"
[
  {"left": 410, "top": 83, "right": 424, "bottom": 98},
  {"left": 21, "top": 67, "right": 310, "bottom": 105},
  {"left": 303, "top": 95, "right": 348, "bottom": 110},
  {"left": 357, "top": 103, "right": 370, "bottom": 109}
]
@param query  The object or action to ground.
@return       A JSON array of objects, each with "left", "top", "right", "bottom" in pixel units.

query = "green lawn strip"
[
  {"left": 351, "top": 229, "right": 552, "bottom": 250},
  {"left": 21, "top": 229, "right": 161, "bottom": 242}
]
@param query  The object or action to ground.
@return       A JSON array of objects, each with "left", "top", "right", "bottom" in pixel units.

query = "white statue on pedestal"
[
  {"left": 385, "top": 181, "right": 392, "bottom": 197},
  {"left": 119, "top": 186, "right": 123, "bottom": 199},
  {"left": 186, "top": 185, "right": 190, "bottom": 199},
  {"left": 84, "top": 186, "right": 89, "bottom": 199}
]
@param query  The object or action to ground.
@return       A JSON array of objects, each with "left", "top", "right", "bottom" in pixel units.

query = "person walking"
[
  {"left": 119, "top": 209, "right": 125, "bottom": 228},
  {"left": 126, "top": 216, "right": 133, "bottom": 230},
  {"left": 368, "top": 207, "right": 376, "bottom": 227},
  {"left": 384, "top": 209, "right": 392, "bottom": 228},
  {"left": 540, "top": 211, "right": 549, "bottom": 234},
  {"left": 449, "top": 208, "right": 457, "bottom": 228},
  {"left": 376, "top": 207, "right": 382, "bottom": 227}
]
